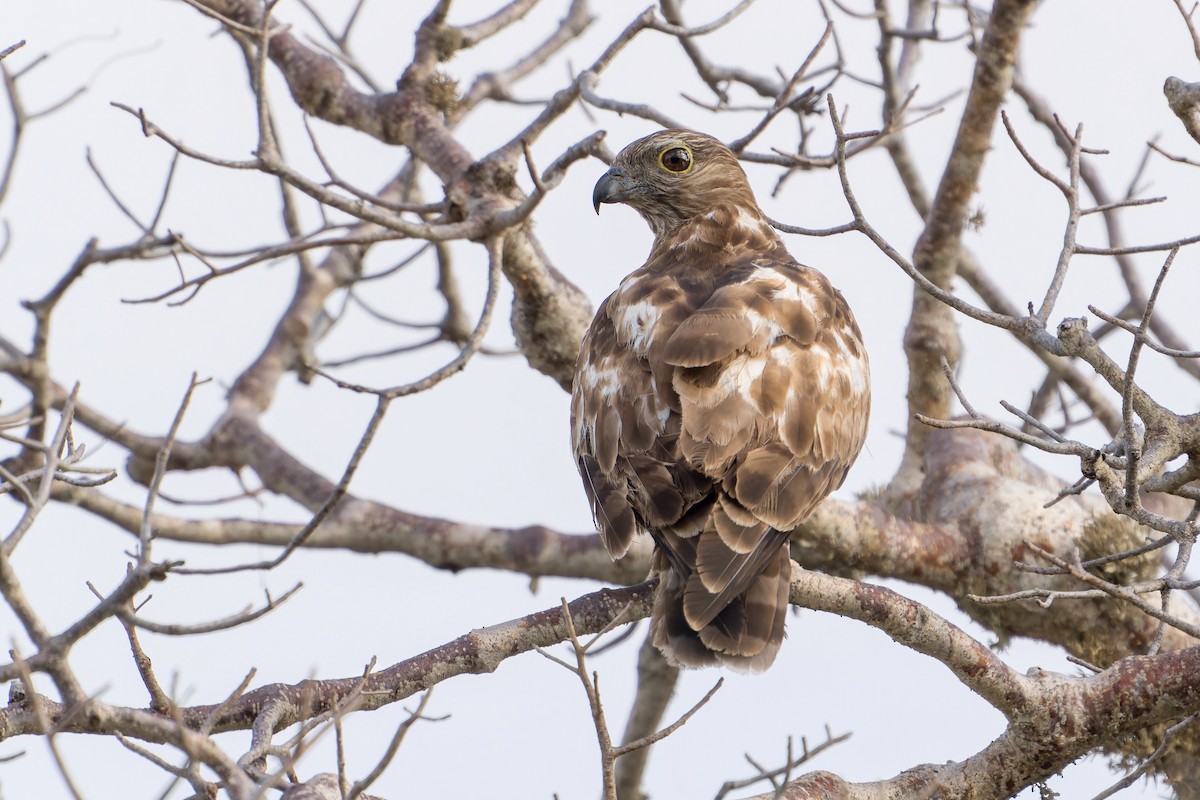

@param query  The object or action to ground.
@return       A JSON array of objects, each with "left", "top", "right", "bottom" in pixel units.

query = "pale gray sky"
[{"left": 2, "top": 1, "right": 1198, "bottom": 798}]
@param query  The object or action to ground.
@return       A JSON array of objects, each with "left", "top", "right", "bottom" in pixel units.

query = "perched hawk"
[{"left": 570, "top": 130, "right": 870, "bottom": 671}]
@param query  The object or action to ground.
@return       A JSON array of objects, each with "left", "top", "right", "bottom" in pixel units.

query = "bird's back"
[{"left": 572, "top": 202, "right": 870, "bottom": 671}]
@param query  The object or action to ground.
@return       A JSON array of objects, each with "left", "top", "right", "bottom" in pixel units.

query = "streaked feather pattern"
[{"left": 571, "top": 130, "right": 870, "bottom": 671}]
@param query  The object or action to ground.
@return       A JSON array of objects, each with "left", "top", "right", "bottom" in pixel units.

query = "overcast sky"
[{"left": 2, "top": 1, "right": 1199, "bottom": 798}]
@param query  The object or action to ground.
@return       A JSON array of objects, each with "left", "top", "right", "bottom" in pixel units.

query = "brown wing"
[
  {"left": 572, "top": 256, "right": 869, "bottom": 671},
  {"left": 669, "top": 261, "right": 869, "bottom": 501},
  {"left": 662, "top": 259, "right": 869, "bottom": 668},
  {"left": 570, "top": 277, "right": 712, "bottom": 561}
]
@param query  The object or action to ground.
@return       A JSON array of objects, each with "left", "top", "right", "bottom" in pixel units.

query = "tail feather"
[{"left": 650, "top": 541, "right": 791, "bottom": 672}]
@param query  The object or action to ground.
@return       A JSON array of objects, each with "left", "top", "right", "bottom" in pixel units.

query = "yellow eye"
[{"left": 657, "top": 145, "right": 693, "bottom": 174}]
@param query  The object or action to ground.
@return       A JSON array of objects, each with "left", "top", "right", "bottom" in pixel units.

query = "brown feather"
[
  {"left": 577, "top": 454, "right": 637, "bottom": 558},
  {"left": 711, "top": 495, "right": 768, "bottom": 553},
  {"left": 694, "top": 544, "right": 790, "bottom": 659},
  {"left": 571, "top": 130, "right": 870, "bottom": 671},
  {"left": 659, "top": 282, "right": 771, "bottom": 365}
]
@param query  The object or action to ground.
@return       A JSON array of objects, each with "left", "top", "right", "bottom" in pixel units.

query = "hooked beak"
[{"left": 592, "top": 166, "right": 633, "bottom": 214}]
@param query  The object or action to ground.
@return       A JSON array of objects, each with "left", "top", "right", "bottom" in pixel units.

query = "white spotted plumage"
[{"left": 571, "top": 130, "right": 870, "bottom": 671}]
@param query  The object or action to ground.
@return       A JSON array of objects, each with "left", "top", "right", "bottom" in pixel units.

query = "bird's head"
[{"left": 593, "top": 130, "right": 757, "bottom": 237}]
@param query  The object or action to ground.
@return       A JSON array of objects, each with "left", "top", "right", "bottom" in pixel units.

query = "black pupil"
[{"left": 662, "top": 148, "right": 691, "bottom": 172}]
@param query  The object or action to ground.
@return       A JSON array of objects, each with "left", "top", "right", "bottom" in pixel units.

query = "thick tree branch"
[{"left": 895, "top": 0, "right": 1039, "bottom": 494}]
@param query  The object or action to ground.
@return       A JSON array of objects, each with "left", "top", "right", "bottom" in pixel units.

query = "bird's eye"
[{"left": 658, "top": 146, "right": 693, "bottom": 174}]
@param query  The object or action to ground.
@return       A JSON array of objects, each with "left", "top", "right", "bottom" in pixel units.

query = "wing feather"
[{"left": 571, "top": 292, "right": 712, "bottom": 562}]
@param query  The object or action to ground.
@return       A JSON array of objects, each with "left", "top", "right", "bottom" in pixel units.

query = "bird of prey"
[{"left": 571, "top": 130, "right": 870, "bottom": 671}]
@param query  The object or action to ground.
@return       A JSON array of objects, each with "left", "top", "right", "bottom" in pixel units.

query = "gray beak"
[{"left": 592, "top": 166, "right": 631, "bottom": 214}]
